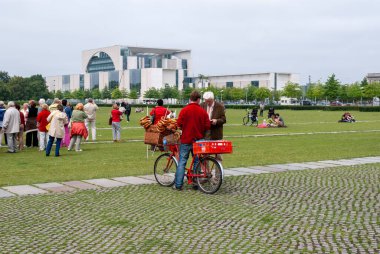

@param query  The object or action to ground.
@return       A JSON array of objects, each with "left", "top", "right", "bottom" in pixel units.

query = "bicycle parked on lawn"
[
  {"left": 242, "top": 109, "right": 258, "bottom": 126},
  {"left": 153, "top": 140, "right": 232, "bottom": 194}
]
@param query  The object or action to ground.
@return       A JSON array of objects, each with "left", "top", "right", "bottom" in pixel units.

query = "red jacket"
[
  {"left": 111, "top": 109, "right": 122, "bottom": 122},
  {"left": 37, "top": 109, "right": 50, "bottom": 132},
  {"left": 177, "top": 102, "right": 210, "bottom": 144},
  {"left": 19, "top": 112, "right": 25, "bottom": 126},
  {"left": 150, "top": 106, "right": 170, "bottom": 124}
]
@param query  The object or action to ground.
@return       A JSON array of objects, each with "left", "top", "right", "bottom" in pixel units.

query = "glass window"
[
  {"left": 90, "top": 73, "right": 99, "bottom": 90},
  {"left": 226, "top": 82, "right": 233, "bottom": 88},
  {"left": 79, "top": 75, "right": 84, "bottom": 90},
  {"left": 87, "top": 51, "right": 115, "bottom": 73},
  {"left": 182, "top": 59, "right": 188, "bottom": 69},
  {"left": 129, "top": 69, "right": 141, "bottom": 94},
  {"left": 108, "top": 71, "right": 119, "bottom": 90},
  {"left": 251, "top": 81, "right": 259, "bottom": 87},
  {"left": 62, "top": 75, "right": 70, "bottom": 91}
]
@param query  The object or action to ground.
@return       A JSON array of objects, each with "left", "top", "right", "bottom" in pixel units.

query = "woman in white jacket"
[{"left": 46, "top": 104, "right": 68, "bottom": 157}]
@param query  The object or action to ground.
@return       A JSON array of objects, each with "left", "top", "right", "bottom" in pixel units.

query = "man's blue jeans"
[{"left": 174, "top": 143, "right": 199, "bottom": 189}]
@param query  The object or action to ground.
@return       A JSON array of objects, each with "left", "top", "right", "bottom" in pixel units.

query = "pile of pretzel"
[
  {"left": 155, "top": 117, "right": 178, "bottom": 133},
  {"left": 139, "top": 116, "right": 152, "bottom": 129}
]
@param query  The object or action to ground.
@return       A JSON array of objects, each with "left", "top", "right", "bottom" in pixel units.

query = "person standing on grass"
[
  {"left": 121, "top": 101, "right": 131, "bottom": 122},
  {"left": 0, "top": 101, "right": 7, "bottom": 147},
  {"left": 200, "top": 91, "right": 226, "bottom": 141},
  {"left": 84, "top": 98, "right": 98, "bottom": 141},
  {"left": 259, "top": 102, "right": 265, "bottom": 117},
  {"left": 37, "top": 104, "right": 50, "bottom": 151},
  {"left": 2, "top": 101, "right": 20, "bottom": 153},
  {"left": 61, "top": 99, "right": 72, "bottom": 147},
  {"left": 46, "top": 104, "right": 68, "bottom": 157},
  {"left": 68, "top": 103, "right": 88, "bottom": 152},
  {"left": 111, "top": 103, "right": 123, "bottom": 142},
  {"left": 174, "top": 91, "right": 211, "bottom": 191},
  {"left": 15, "top": 103, "right": 25, "bottom": 151},
  {"left": 25, "top": 100, "right": 38, "bottom": 148}
]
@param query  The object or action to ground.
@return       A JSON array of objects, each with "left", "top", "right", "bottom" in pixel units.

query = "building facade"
[
  {"left": 45, "top": 45, "right": 299, "bottom": 97},
  {"left": 366, "top": 73, "right": 380, "bottom": 83},
  {"left": 192, "top": 72, "right": 299, "bottom": 91},
  {"left": 46, "top": 45, "right": 192, "bottom": 97}
]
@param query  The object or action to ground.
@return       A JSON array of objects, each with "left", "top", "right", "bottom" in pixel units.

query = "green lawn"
[{"left": 0, "top": 107, "right": 379, "bottom": 187}]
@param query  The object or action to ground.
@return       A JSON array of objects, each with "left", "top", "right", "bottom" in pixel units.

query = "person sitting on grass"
[
  {"left": 275, "top": 113, "right": 285, "bottom": 127},
  {"left": 339, "top": 112, "right": 355, "bottom": 123}
]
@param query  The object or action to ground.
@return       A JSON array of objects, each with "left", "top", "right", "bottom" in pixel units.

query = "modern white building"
[
  {"left": 193, "top": 72, "right": 299, "bottom": 91},
  {"left": 46, "top": 45, "right": 192, "bottom": 96},
  {"left": 367, "top": 73, "right": 380, "bottom": 83},
  {"left": 45, "top": 45, "right": 299, "bottom": 97}
]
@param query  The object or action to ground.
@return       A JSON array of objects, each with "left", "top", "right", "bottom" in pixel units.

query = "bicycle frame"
[{"left": 164, "top": 144, "right": 221, "bottom": 185}]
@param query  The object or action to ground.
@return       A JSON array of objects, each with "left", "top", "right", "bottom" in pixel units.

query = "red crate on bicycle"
[{"left": 193, "top": 140, "right": 233, "bottom": 155}]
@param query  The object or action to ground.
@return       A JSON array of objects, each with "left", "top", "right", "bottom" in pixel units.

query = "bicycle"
[
  {"left": 242, "top": 109, "right": 258, "bottom": 126},
  {"left": 154, "top": 142, "right": 228, "bottom": 194}
]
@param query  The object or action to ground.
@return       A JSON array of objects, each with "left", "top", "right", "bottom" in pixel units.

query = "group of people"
[
  {"left": 250, "top": 106, "right": 285, "bottom": 128},
  {"left": 0, "top": 98, "right": 101, "bottom": 156}
]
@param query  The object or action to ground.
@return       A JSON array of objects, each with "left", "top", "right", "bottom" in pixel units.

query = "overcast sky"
[{"left": 1, "top": 0, "right": 379, "bottom": 84}]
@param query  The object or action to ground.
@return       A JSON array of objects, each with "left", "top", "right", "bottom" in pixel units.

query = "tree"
[
  {"left": 324, "top": 74, "right": 341, "bottom": 101},
  {"left": 144, "top": 88, "right": 161, "bottom": 99},
  {"left": 0, "top": 71, "right": 10, "bottom": 83},
  {"left": 84, "top": 89, "right": 92, "bottom": 99},
  {"left": 71, "top": 89, "right": 84, "bottom": 99},
  {"left": 160, "top": 84, "right": 179, "bottom": 99},
  {"left": 63, "top": 90, "right": 72, "bottom": 99},
  {"left": 27, "top": 74, "right": 49, "bottom": 100},
  {"left": 363, "top": 82, "right": 380, "bottom": 99},
  {"left": 54, "top": 90, "right": 64, "bottom": 99},
  {"left": 91, "top": 88, "right": 101, "bottom": 99},
  {"left": 128, "top": 90, "right": 138, "bottom": 99},
  {"left": 120, "top": 88, "right": 129, "bottom": 98},
  {"left": 8, "top": 76, "right": 28, "bottom": 100},
  {"left": 247, "top": 86, "right": 258, "bottom": 101},
  {"left": 271, "top": 89, "right": 282, "bottom": 102},
  {"left": 360, "top": 77, "right": 368, "bottom": 87},
  {"left": 229, "top": 88, "right": 244, "bottom": 101},
  {"left": 101, "top": 87, "right": 111, "bottom": 99},
  {"left": 111, "top": 88, "right": 123, "bottom": 99},
  {"left": 254, "top": 87, "right": 271, "bottom": 101},
  {"left": 181, "top": 87, "right": 194, "bottom": 101},
  {"left": 0, "top": 81, "right": 10, "bottom": 100},
  {"left": 282, "top": 82, "right": 302, "bottom": 99},
  {"left": 346, "top": 83, "right": 362, "bottom": 102}
]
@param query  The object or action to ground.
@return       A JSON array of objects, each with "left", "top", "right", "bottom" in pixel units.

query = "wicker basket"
[{"left": 144, "top": 126, "right": 171, "bottom": 145}]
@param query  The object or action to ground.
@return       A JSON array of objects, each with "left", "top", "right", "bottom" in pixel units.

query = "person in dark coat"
[
  {"left": 25, "top": 100, "right": 38, "bottom": 147},
  {"left": 200, "top": 91, "right": 226, "bottom": 140}
]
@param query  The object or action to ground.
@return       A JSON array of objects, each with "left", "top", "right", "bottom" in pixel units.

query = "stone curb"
[{"left": 0, "top": 156, "right": 379, "bottom": 198}]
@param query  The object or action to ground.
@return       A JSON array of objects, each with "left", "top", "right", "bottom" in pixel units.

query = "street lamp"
[{"left": 220, "top": 90, "right": 224, "bottom": 102}]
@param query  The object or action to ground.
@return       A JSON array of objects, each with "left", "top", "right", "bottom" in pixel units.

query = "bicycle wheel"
[
  {"left": 154, "top": 153, "right": 177, "bottom": 187},
  {"left": 242, "top": 116, "right": 249, "bottom": 125},
  {"left": 195, "top": 156, "right": 223, "bottom": 194}
]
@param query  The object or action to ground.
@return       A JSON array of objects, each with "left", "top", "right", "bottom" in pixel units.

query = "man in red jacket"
[{"left": 174, "top": 90, "right": 210, "bottom": 190}]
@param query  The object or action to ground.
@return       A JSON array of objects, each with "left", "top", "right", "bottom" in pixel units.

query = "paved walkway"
[{"left": 1, "top": 156, "right": 380, "bottom": 198}]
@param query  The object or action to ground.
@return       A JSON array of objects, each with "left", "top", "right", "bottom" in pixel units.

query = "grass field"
[{"left": 0, "top": 107, "right": 379, "bottom": 187}]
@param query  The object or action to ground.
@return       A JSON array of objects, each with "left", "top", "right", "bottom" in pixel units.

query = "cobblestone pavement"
[{"left": 0, "top": 164, "right": 379, "bottom": 253}]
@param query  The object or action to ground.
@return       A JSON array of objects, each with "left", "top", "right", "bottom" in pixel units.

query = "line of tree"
[{"left": 1, "top": 71, "right": 379, "bottom": 103}]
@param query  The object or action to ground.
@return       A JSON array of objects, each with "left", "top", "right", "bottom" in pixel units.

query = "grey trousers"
[
  {"left": 68, "top": 135, "right": 82, "bottom": 151},
  {"left": 7, "top": 133, "right": 17, "bottom": 152}
]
